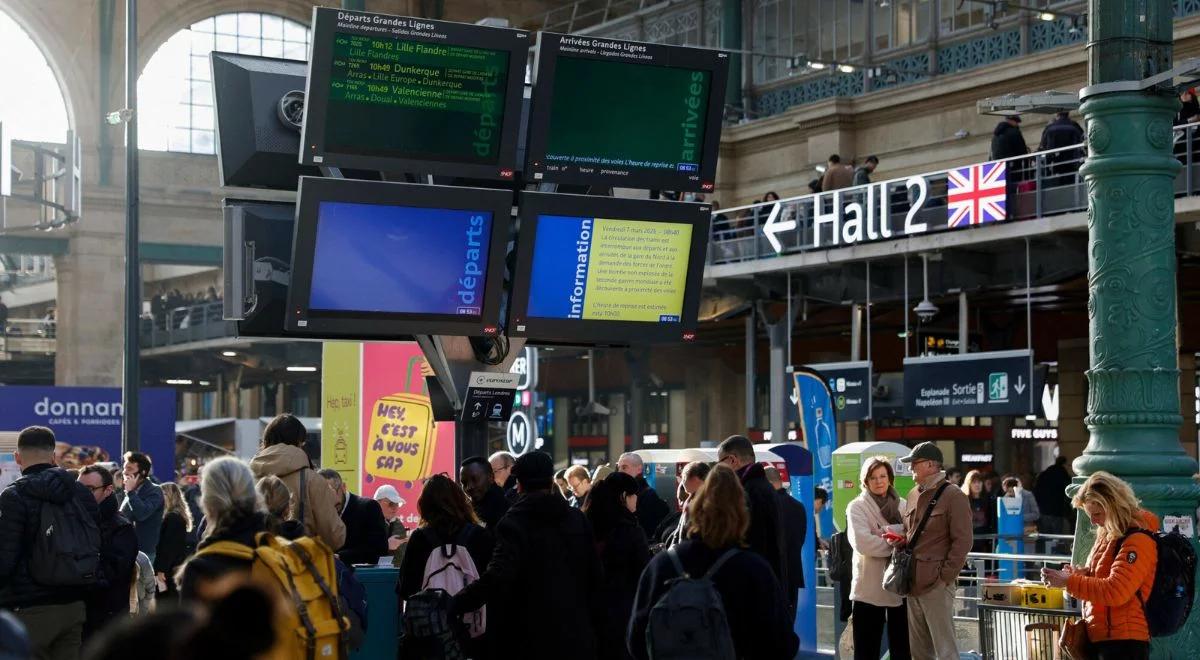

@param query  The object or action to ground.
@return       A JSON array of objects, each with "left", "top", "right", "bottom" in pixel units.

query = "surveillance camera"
[
  {"left": 914, "top": 299, "right": 939, "bottom": 321},
  {"left": 277, "top": 91, "right": 306, "bottom": 132}
]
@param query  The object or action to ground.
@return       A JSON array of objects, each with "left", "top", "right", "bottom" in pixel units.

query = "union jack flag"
[{"left": 946, "top": 161, "right": 1007, "bottom": 228}]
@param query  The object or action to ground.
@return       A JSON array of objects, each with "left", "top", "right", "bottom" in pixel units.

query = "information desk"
[{"left": 350, "top": 566, "right": 400, "bottom": 660}]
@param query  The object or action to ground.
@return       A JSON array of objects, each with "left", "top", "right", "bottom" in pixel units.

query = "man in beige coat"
[
  {"left": 249, "top": 414, "right": 346, "bottom": 551},
  {"left": 891, "top": 442, "right": 972, "bottom": 660}
]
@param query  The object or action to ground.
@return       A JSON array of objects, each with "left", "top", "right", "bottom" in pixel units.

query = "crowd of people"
[
  {"left": 0, "top": 420, "right": 1166, "bottom": 660},
  {"left": 146, "top": 287, "right": 222, "bottom": 331}
]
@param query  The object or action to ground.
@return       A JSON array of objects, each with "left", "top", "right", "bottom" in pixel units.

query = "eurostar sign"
[{"left": 760, "top": 160, "right": 1009, "bottom": 253}]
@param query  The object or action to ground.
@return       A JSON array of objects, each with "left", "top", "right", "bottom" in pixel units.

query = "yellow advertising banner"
[{"left": 321, "top": 341, "right": 361, "bottom": 488}]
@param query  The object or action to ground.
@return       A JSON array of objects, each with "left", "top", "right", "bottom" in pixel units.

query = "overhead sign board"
[
  {"left": 760, "top": 159, "right": 1008, "bottom": 253},
  {"left": 806, "top": 361, "right": 872, "bottom": 421},
  {"left": 462, "top": 371, "right": 520, "bottom": 425},
  {"left": 903, "top": 349, "right": 1037, "bottom": 418},
  {"left": 509, "top": 346, "right": 538, "bottom": 391}
]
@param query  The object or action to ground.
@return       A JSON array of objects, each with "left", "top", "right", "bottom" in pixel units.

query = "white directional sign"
[{"left": 761, "top": 203, "right": 794, "bottom": 253}]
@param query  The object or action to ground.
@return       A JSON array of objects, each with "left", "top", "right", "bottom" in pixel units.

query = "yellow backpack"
[{"left": 195, "top": 532, "right": 350, "bottom": 660}]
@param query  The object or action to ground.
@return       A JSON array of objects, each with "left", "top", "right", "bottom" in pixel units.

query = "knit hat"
[{"left": 512, "top": 451, "right": 554, "bottom": 489}]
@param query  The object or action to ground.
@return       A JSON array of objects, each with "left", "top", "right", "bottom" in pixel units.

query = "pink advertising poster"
[{"left": 359, "top": 342, "right": 456, "bottom": 526}]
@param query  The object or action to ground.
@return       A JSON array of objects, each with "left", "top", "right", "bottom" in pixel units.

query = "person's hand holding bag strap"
[{"left": 883, "top": 482, "right": 949, "bottom": 596}]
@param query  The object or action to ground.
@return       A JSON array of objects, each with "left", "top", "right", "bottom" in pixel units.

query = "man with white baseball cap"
[{"left": 373, "top": 484, "right": 408, "bottom": 563}]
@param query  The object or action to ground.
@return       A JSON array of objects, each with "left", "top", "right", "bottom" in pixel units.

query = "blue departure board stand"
[{"left": 996, "top": 496, "right": 1024, "bottom": 581}]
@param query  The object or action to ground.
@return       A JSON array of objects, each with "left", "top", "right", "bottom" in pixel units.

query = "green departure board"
[{"left": 322, "top": 32, "right": 510, "bottom": 165}]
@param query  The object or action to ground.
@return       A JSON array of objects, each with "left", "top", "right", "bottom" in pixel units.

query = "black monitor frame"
[
  {"left": 525, "top": 32, "right": 729, "bottom": 193},
  {"left": 300, "top": 7, "right": 530, "bottom": 181},
  {"left": 286, "top": 177, "right": 513, "bottom": 340},
  {"left": 222, "top": 198, "right": 298, "bottom": 339},
  {"left": 508, "top": 192, "right": 711, "bottom": 346}
]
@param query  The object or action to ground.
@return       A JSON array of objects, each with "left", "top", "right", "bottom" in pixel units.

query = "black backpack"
[
  {"left": 828, "top": 530, "right": 853, "bottom": 583},
  {"left": 1118, "top": 528, "right": 1197, "bottom": 637},
  {"left": 27, "top": 493, "right": 101, "bottom": 587}
]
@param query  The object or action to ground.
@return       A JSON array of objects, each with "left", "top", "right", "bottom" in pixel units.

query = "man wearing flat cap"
[
  {"left": 888, "top": 442, "right": 972, "bottom": 660},
  {"left": 452, "top": 452, "right": 603, "bottom": 659}
]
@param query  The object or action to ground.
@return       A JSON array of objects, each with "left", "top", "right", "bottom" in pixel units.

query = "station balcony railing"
[
  {"left": 0, "top": 318, "right": 56, "bottom": 357},
  {"left": 140, "top": 301, "right": 234, "bottom": 349},
  {"left": 708, "top": 121, "right": 1200, "bottom": 266}
]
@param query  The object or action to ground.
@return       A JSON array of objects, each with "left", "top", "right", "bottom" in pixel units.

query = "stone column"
[{"left": 1076, "top": 0, "right": 1200, "bottom": 649}]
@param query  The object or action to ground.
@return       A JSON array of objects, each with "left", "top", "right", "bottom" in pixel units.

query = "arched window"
[
  {"left": 0, "top": 10, "right": 70, "bottom": 142},
  {"left": 139, "top": 12, "right": 310, "bottom": 154}
]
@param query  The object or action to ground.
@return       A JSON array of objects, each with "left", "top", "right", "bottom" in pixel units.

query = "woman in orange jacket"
[{"left": 1042, "top": 471, "right": 1158, "bottom": 660}]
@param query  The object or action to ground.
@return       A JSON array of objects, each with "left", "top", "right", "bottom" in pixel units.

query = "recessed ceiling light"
[
  {"left": 222, "top": 351, "right": 237, "bottom": 357},
  {"left": 287, "top": 366, "right": 318, "bottom": 372},
  {"left": 165, "top": 379, "right": 193, "bottom": 385}
]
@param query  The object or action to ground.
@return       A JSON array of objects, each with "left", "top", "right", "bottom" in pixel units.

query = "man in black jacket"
[
  {"left": 459, "top": 456, "right": 510, "bottom": 529},
  {"left": 0, "top": 426, "right": 100, "bottom": 660},
  {"left": 1038, "top": 111, "right": 1086, "bottom": 187},
  {"left": 717, "top": 436, "right": 787, "bottom": 587},
  {"left": 489, "top": 451, "right": 519, "bottom": 504},
  {"left": 78, "top": 465, "right": 138, "bottom": 639},
  {"left": 616, "top": 453, "right": 670, "bottom": 538},
  {"left": 453, "top": 451, "right": 603, "bottom": 660},
  {"left": 765, "top": 466, "right": 807, "bottom": 615},
  {"left": 318, "top": 469, "right": 387, "bottom": 566}
]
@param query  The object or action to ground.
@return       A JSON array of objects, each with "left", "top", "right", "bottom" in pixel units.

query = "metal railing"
[
  {"left": 521, "top": 0, "right": 653, "bottom": 33},
  {"left": 814, "top": 540, "right": 1077, "bottom": 656},
  {"left": 140, "top": 301, "right": 233, "bottom": 349},
  {"left": 708, "top": 120, "right": 1200, "bottom": 266},
  {"left": 0, "top": 318, "right": 56, "bottom": 356}
]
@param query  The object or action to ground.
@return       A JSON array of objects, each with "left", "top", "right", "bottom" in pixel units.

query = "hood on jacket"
[
  {"left": 249, "top": 443, "right": 310, "bottom": 479},
  {"left": 19, "top": 464, "right": 79, "bottom": 504},
  {"left": 508, "top": 491, "right": 571, "bottom": 523}
]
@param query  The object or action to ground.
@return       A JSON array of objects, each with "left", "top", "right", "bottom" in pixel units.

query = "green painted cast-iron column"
[{"left": 1076, "top": 0, "right": 1200, "bottom": 653}]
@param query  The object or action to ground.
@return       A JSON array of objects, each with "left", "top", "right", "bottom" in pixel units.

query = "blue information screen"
[{"left": 309, "top": 201, "right": 493, "bottom": 316}]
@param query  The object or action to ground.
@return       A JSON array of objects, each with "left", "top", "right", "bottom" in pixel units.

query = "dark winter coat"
[
  {"left": 776, "top": 489, "right": 808, "bottom": 594},
  {"left": 177, "top": 513, "right": 268, "bottom": 601},
  {"left": 397, "top": 524, "right": 494, "bottom": 601},
  {"left": 634, "top": 477, "right": 670, "bottom": 540},
  {"left": 739, "top": 463, "right": 787, "bottom": 586},
  {"left": 452, "top": 491, "right": 603, "bottom": 660},
  {"left": 337, "top": 492, "right": 389, "bottom": 567},
  {"left": 1034, "top": 464, "right": 1072, "bottom": 518},
  {"left": 0, "top": 463, "right": 100, "bottom": 608},
  {"left": 627, "top": 539, "right": 800, "bottom": 660},
  {"left": 473, "top": 483, "right": 510, "bottom": 531},
  {"left": 990, "top": 121, "right": 1029, "bottom": 161},
  {"left": 154, "top": 511, "right": 189, "bottom": 597},
  {"left": 595, "top": 518, "right": 651, "bottom": 660},
  {"left": 84, "top": 495, "right": 138, "bottom": 638}
]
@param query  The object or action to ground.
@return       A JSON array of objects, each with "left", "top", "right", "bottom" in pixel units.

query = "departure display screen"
[{"left": 308, "top": 201, "right": 493, "bottom": 317}]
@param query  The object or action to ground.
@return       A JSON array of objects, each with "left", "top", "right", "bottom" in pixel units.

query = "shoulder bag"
[{"left": 882, "top": 482, "right": 949, "bottom": 596}]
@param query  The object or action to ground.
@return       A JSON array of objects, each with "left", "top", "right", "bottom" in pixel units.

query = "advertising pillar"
[
  {"left": 760, "top": 442, "right": 816, "bottom": 654},
  {"left": 794, "top": 369, "right": 835, "bottom": 538}
]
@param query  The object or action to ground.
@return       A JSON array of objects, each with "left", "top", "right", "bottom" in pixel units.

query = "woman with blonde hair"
[
  {"left": 1042, "top": 471, "right": 1158, "bottom": 660},
  {"left": 627, "top": 464, "right": 799, "bottom": 660},
  {"left": 256, "top": 474, "right": 306, "bottom": 539},
  {"left": 154, "top": 482, "right": 194, "bottom": 600},
  {"left": 846, "top": 456, "right": 910, "bottom": 660}
]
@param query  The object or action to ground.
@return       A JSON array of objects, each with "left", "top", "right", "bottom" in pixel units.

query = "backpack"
[
  {"left": 828, "top": 530, "right": 853, "bottom": 583},
  {"left": 1117, "top": 528, "right": 1197, "bottom": 637},
  {"left": 645, "top": 547, "right": 738, "bottom": 660},
  {"left": 195, "top": 532, "right": 350, "bottom": 660},
  {"left": 402, "top": 527, "right": 486, "bottom": 659},
  {"left": 26, "top": 487, "right": 101, "bottom": 588}
]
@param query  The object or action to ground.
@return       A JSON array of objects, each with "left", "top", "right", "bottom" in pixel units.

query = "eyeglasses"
[
  {"left": 85, "top": 484, "right": 108, "bottom": 493},
  {"left": 718, "top": 455, "right": 737, "bottom": 466}
]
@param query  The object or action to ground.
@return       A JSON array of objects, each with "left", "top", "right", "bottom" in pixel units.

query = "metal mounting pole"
[{"left": 121, "top": 0, "right": 140, "bottom": 453}]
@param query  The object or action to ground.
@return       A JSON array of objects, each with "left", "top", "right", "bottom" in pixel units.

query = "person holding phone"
[
  {"left": 847, "top": 456, "right": 910, "bottom": 660},
  {"left": 119, "top": 451, "right": 164, "bottom": 564}
]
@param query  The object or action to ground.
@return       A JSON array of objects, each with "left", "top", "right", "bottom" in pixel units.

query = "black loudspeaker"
[
  {"left": 223, "top": 199, "right": 295, "bottom": 338},
  {"left": 211, "top": 52, "right": 319, "bottom": 190}
]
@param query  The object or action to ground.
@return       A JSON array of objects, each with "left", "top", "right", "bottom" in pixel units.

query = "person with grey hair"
[
  {"left": 616, "top": 452, "right": 669, "bottom": 537},
  {"left": 488, "top": 451, "right": 518, "bottom": 502},
  {"left": 317, "top": 469, "right": 387, "bottom": 566},
  {"left": 717, "top": 435, "right": 787, "bottom": 587},
  {"left": 176, "top": 457, "right": 267, "bottom": 601}
]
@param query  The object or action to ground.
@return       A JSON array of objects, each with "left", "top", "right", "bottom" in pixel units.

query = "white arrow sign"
[
  {"left": 1014, "top": 375, "right": 1026, "bottom": 395},
  {"left": 761, "top": 203, "right": 794, "bottom": 253}
]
